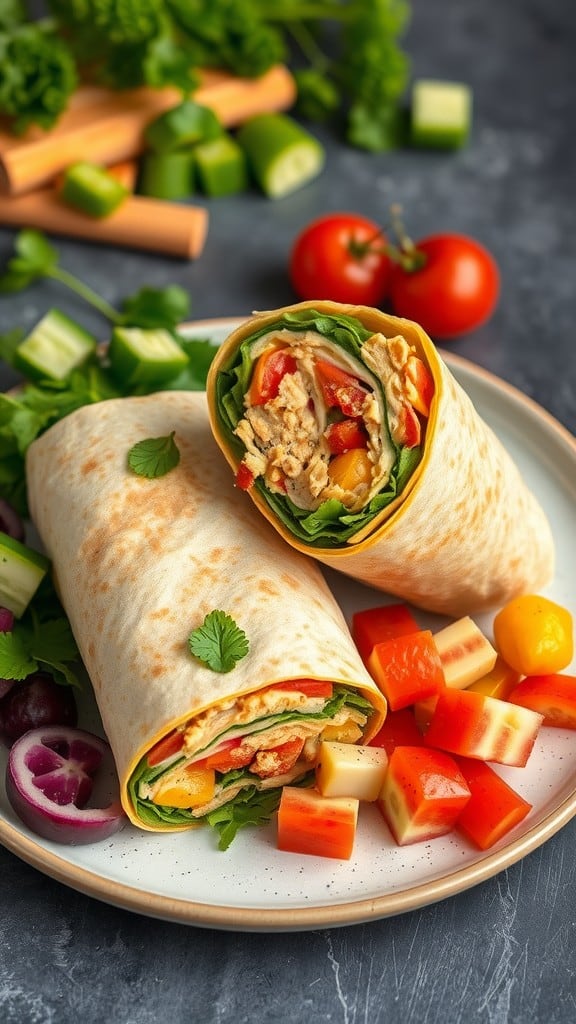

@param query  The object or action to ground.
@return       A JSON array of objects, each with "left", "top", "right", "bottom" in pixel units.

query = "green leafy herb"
[
  {"left": 0, "top": 19, "right": 77, "bottom": 134},
  {"left": 0, "top": 4, "right": 411, "bottom": 151},
  {"left": 188, "top": 610, "right": 249, "bottom": 673},
  {"left": 0, "top": 230, "right": 121, "bottom": 323},
  {"left": 128, "top": 431, "right": 181, "bottom": 478},
  {"left": 0, "top": 230, "right": 191, "bottom": 330},
  {"left": 205, "top": 785, "right": 284, "bottom": 851},
  {"left": 0, "top": 610, "right": 81, "bottom": 687},
  {"left": 118, "top": 284, "right": 191, "bottom": 331}
]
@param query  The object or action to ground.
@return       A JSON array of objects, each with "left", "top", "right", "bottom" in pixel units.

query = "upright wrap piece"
[
  {"left": 207, "top": 300, "right": 554, "bottom": 616},
  {"left": 26, "top": 392, "right": 386, "bottom": 835}
]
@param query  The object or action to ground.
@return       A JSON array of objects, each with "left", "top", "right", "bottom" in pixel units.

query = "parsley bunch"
[
  {"left": 0, "top": 18, "right": 77, "bottom": 134},
  {"left": 0, "top": 1, "right": 411, "bottom": 150}
]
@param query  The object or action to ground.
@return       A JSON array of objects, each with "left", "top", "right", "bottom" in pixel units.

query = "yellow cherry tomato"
[
  {"left": 493, "top": 594, "right": 573, "bottom": 676},
  {"left": 327, "top": 448, "right": 372, "bottom": 491}
]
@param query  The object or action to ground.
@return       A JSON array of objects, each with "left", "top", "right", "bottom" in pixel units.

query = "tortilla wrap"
[
  {"left": 206, "top": 300, "right": 554, "bottom": 617},
  {"left": 25, "top": 391, "right": 386, "bottom": 835}
]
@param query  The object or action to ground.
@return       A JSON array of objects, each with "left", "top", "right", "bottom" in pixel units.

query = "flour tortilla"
[
  {"left": 25, "top": 391, "right": 386, "bottom": 831},
  {"left": 206, "top": 300, "right": 554, "bottom": 617}
]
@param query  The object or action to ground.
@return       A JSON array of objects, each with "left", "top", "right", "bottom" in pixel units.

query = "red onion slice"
[{"left": 6, "top": 726, "right": 126, "bottom": 844}]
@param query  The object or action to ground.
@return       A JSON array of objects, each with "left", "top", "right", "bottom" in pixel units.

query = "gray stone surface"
[{"left": 1, "top": 1, "right": 575, "bottom": 1022}]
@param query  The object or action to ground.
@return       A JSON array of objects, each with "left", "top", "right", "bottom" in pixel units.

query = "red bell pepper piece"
[
  {"left": 266, "top": 679, "right": 334, "bottom": 699},
  {"left": 199, "top": 738, "right": 254, "bottom": 773},
  {"left": 397, "top": 403, "right": 422, "bottom": 448},
  {"left": 315, "top": 359, "right": 369, "bottom": 417},
  {"left": 378, "top": 745, "right": 471, "bottom": 845},
  {"left": 147, "top": 729, "right": 184, "bottom": 767},
  {"left": 507, "top": 673, "right": 576, "bottom": 728},
  {"left": 424, "top": 688, "right": 544, "bottom": 767},
  {"left": 453, "top": 756, "right": 532, "bottom": 850},
  {"left": 277, "top": 786, "right": 359, "bottom": 860},
  {"left": 367, "top": 630, "right": 446, "bottom": 711},
  {"left": 352, "top": 602, "right": 420, "bottom": 664},
  {"left": 404, "top": 355, "right": 435, "bottom": 417},
  {"left": 369, "top": 708, "right": 424, "bottom": 756},
  {"left": 235, "top": 460, "right": 255, "bottom": 491},
  {"left": 248, "top": 347, "right": 297, "bottom": 405},
  {"left": 325, "top": 418, "right": 368, "bottom": 455}
]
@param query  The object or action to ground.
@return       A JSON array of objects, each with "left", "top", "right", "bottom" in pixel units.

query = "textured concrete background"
[{"left": 1, "top": 1, "right": 575, "bottom": 1022}]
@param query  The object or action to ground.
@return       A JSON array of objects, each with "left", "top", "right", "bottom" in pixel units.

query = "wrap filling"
[
  {"left": 214, "top": 309, "right": 435, "bottom": 547},
  {"left": 129, "top": 679, "right": 376, "bottom": 830}
]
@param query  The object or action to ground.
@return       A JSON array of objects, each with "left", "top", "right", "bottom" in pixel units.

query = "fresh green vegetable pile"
[
  {"left": 0, "top": 229, "right": 217, "bottom": 516},
  {"left": 0, "top": 0, "right": 412, "bottom": 152}
]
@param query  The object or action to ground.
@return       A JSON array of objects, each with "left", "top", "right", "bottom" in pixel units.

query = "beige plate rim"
[{"left": 1, "top": 316, "right": 575, "bottom": 931}]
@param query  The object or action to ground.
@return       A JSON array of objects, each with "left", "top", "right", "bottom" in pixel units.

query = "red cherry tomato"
[
  {"left": 289, "top": 213, "right": 392, "bottom": 306},
  {"left": 389, "top": 233, "right": 500, "bottom": 340}
]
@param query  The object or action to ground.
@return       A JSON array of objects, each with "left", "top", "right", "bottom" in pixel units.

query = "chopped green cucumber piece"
[
  {"left": 60, "top": 161, "right": 129, "bottom": 217},
  {"left": 195, "top": 134, "right": 248, "bottom": 197},
  {"left": 138, "top": 150, "right": 196, "bottom": 200},
  {"left": 144, "top": 101, "right": 222, "bottom": 152},
  {"left": 236, "top": 113, "right": 325, "bottom": 199},
  {"left": 108, "top": 326, "right": 189, "bottom": 386},
  {"left": 14, "top": 308, "right": 97, "bottom": 383},
  {"left": 0, "top": 531, "right": 50, "bottom": 619},
  {"left": 410, "top": 79, "right": 473, "bottom": 149}
]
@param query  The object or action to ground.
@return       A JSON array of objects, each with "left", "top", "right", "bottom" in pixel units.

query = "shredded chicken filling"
[{"left": 235, "top": 329, "right": 421, "bottom": 513}]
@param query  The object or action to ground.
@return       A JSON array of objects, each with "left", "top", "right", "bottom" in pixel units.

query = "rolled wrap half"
[
  {"left": 26, "top": 391, "right": 386, "bottom": 834},
  {"left": 206, "top": 300, "right": 554, "bottom": 617}
]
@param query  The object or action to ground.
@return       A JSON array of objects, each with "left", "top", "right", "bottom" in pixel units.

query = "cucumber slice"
[
  {"left": 14, "top": 309, "right": 97, "bottom": 383},
  {"left": 138, "top": 150, "right": 196, "bottom": 200},
  {"left": 195, "top": 134, "right": 248, "bottom": 197},
  {"left": 108, "top": 327, "right": 189, "bottom": 386},
  {"left": 410, "top": 79, "right": 472, "bottom": 149},
  {"left": 236, "top": 114, "right": 325, "bottom": 199},
  {"left": 60, "top": 162, "right": 129, "bottom": 217},
  {"left": 144, "top": 101, "right": 222, "bottom": 152},
  {"left": 0, "top": 532, "right": 50, "bottom": 619}
]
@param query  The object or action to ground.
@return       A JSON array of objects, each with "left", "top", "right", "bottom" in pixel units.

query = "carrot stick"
[
  {"left": 0, "top": 66, "right": 296, "bottom": 196},
  {"left": 106, "top": 161, "right": 139, "bottom": 191},
  {"left": 0, "top": 189, "right": 208, "bottom": 259}
]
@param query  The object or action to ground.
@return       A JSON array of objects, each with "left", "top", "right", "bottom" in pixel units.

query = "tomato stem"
[{"left": 347, "top": 204, "right": 428, "bottom": 273}]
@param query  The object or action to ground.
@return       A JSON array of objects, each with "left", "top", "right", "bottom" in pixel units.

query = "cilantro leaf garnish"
[
  {"left": 205, "top": 786, "right": 282, "bottom": 851},
  {"left": 0, "top": 612, "right": 81, "bottom": 687},
  {"left": 0, "top": 630, "right": 37, "bottom": 680},
  {"left": 128, "top": 431, "right": 180, "bottom": 479},
  {"left": 188, "top": 610, "right": 249, "bottom": 673}
]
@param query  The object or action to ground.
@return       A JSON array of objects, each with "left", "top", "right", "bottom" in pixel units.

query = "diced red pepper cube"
[{"left": 367, "top": 630, "right": 446, "bottom": 711}]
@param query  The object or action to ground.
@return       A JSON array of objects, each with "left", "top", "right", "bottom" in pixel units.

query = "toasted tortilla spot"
[{"left": 81, "top": 457, "right": 99, "bottom": 476}]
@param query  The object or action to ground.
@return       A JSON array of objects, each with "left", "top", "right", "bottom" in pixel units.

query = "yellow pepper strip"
[
  {"left": 151, "top": 766, "right": 216, "bottom": 809},
  {"left": 466, "top": 655, "right": 522, "bottom": 699},
  {"left": 493, "top": 594, "right": 574, "bottom": 676}
]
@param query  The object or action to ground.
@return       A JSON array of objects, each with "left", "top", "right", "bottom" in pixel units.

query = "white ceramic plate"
[{"left": 1, "top": 317, "right": 575, "bottom": 932}]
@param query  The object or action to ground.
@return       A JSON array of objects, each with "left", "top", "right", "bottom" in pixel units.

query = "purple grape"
[
  {"left": 0, "top": 679, "right": 15, "bottom": 700},
  {"left": 0, "top": 498, "right": 25, "bottom": 542},
  {"left": 0, "top": 671, "right": 78, "bottom": 745}
]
